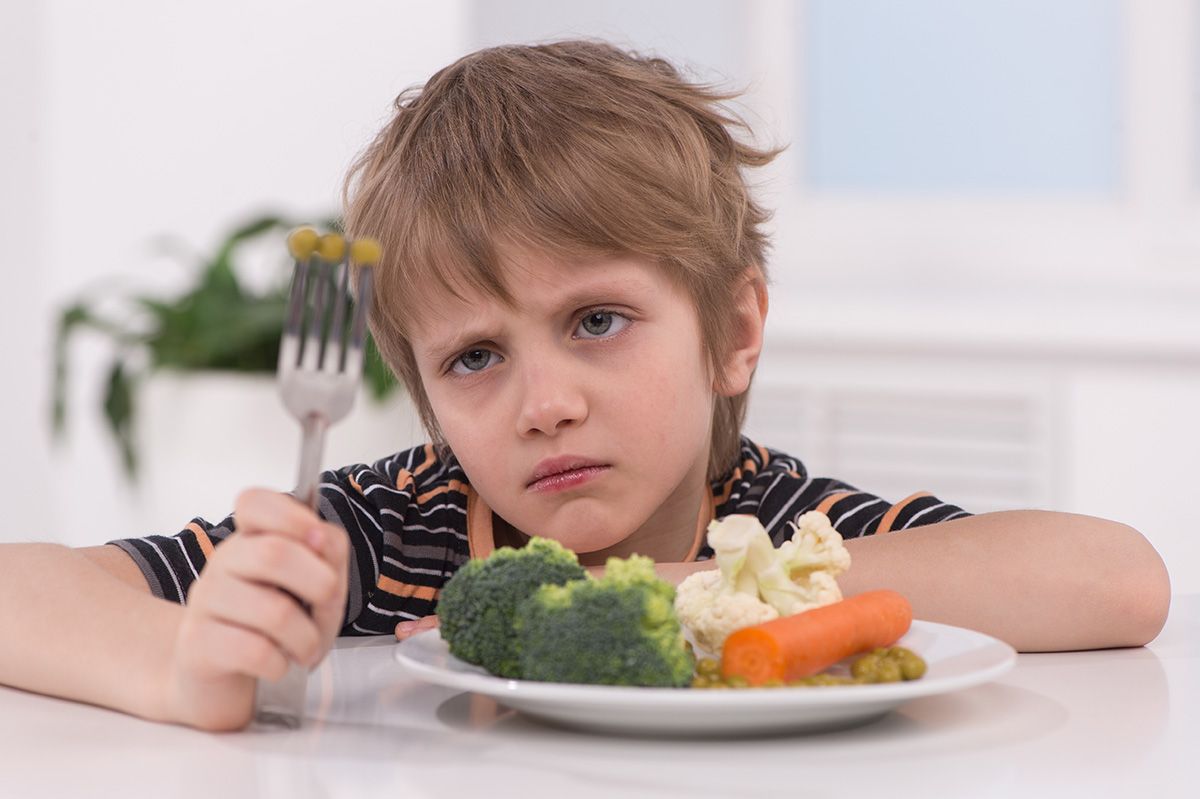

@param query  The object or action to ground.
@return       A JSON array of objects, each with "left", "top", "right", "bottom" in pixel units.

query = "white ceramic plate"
[{"left": 393, "top": 620, "right": 1016, "bottom": 736}]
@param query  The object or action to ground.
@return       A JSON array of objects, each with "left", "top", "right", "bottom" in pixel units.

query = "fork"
[{"left": 253, "top": 227, "right": 378, "bottom": 728}]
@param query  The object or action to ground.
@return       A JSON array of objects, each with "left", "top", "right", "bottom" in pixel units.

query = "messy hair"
[{"left": 342, "top": 39, "right": 781, "bottom": 480}]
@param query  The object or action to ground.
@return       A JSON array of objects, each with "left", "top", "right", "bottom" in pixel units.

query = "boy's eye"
[
  {"left": 450, "top": 348, "right": 499, "bottom": 375},
  {"left": 576, "top": 310, "right": 630, "bottom": 339}
]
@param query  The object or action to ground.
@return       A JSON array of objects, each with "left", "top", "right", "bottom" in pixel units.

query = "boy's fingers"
[
  {"left": 305, "top": 522, "right": 351, "bottom": 568},
  {"left": 232, "top": 488, "right": 323, "bottom": 540},
  {"left": 192, "top": 617, "right": 290, "bottom": 683},
  {"left": 219, "top": 534, "right": 341, "bottom": 609},
  {"left": 232, "top": 489, "right": 346, "bottom": 567},
  {"left": 199, "top": 569, "right": 324, "bottom": 667},
  {"left": 309, "top": 528, "right": 350, "bottom": 645},
  {"left": 394, "top": 615, "right": 440, "bottom": 640}
]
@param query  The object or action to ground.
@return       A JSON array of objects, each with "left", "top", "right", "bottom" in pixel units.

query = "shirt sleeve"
[
  {"left": 711, "top": 440, "right": 972, "bottom": 547},
  {"left": 798, "top": 481, "right": 971, "bottom": 541},
  {"left": 106, "top": 516, "right": 235, "bottom": 606},
  {"left": 105, "top": 456, "right": 403, "bottom": 635}
]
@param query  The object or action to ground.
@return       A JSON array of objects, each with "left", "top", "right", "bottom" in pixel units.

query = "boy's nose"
[{"left": 515, "top": 362, "right": 588, "bottom": 438}]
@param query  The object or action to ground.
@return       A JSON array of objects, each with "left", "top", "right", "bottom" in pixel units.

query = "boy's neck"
[{"left": 492, "top": 515, "right": 531, "bottom": 550}]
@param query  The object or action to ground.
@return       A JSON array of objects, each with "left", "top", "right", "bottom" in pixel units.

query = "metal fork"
[{"left": 253, "top": 228, "right": 377, "bottom": 728}]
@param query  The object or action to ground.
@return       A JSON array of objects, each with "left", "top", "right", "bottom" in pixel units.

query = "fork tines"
[{"left": 281, "top": 229, "right": 378, "bottom": 379}]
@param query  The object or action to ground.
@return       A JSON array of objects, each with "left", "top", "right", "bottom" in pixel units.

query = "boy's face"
[{"left": 410, "top": 251, "right": 716, "bottom": 561}]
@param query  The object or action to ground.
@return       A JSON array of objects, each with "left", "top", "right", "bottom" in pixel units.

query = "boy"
[{"left": 0, "top": 41, "right": 1170, "bottom": 732}]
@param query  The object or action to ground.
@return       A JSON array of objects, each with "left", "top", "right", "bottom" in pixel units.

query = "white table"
[{"left": 2, "top": 596, "right": 1195, "bottom": 799}]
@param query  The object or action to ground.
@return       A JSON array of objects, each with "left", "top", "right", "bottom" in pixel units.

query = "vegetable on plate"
[
  {"left": 720, "top": 589, "right": 914, "bottom": 686},
  {"left": 675, "top": 512, "right": 851, "bottom": 653},
  {"left": 437, "top": 537, "right": 586, "bottom": 678},
  {"left": 516, "top": 554, "right": 695, "bottom": 687},
  {"left": 436, "top": 538, "right": 694, "bottom": 686}
]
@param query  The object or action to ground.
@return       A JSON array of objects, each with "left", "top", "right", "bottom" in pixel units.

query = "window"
[
  {"left": 803, "top": 0, "right": 1121, "bottom": 195},
  {"left": 742, "top": 0, "right": 1200, "bottom": 295}
]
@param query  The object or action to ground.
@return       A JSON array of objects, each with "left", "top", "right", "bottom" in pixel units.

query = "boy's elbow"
[{"left": 1108, "top": 523, "right": 1171, "bottom": 647}]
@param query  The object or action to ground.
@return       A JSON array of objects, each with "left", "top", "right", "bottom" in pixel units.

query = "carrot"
[{"left": 720, "top": 590, "right": 913, "bottom": 686}]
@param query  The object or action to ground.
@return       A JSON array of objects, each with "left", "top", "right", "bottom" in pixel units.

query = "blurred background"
[{"left": 3, "top": 0, "right": 1198, "bottom": 591}]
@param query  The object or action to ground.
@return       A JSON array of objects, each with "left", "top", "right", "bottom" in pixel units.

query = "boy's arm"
[
  {"left": 81, "top": 543, "right": 156, "bottom": 590},
  {"left": 0, "top": 543, "right": 181, "bottom": 720},
  {"left": 839, "top": 510, "right": 1170, "bottom": 651},
  {"left": 655, "top": 510, "right": 1171, "bottom": 653},
  {"left": 0, "top": 489, "right": 351, "bottom": 730}
]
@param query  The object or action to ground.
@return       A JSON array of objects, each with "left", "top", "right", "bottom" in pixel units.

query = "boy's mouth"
[{"left": 527, "top": 456, "right": 611, "bottom": 492}]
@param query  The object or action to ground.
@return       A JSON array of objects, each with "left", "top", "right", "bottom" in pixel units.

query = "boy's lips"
[{"left": 527, "top": 456, "right": 610, "bottom": 492}]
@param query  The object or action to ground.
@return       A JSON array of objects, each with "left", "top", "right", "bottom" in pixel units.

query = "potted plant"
[{"left": 51, "top": 213, "right": 400, "bottom": 477}]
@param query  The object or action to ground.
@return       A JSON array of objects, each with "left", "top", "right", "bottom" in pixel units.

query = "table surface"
[{"left": 2, "top": 596, "right": 1196, "bottom": 799}]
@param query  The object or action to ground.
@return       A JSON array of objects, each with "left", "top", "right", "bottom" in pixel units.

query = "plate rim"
[{"left": 392, "top": 619, "right": 1017, "bottom": 708}]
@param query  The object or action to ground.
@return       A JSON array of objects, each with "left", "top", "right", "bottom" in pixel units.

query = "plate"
[{"left": 393, "top": 620, "right": 1017, "bottom": 736}]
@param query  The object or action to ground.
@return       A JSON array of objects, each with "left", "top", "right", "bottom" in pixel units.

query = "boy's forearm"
[
  {"left": 839, "top": 510, "right": 1171, "bottom": 652},
  {"left": 657, "top": 510, "right": 1170, "bottom": 653},
  {"left": 652, "top": 561, "right": 716, "bottom": 584},
  {"left": 0, "top": 543, "right": 180, "bottom": 720}
]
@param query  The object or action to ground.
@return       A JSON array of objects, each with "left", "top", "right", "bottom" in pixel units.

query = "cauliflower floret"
[
  {"left": 674, "top": 570, "right": 779, "bottom": 653},
  {"left": 674, "top": 512, "right": 851, "bottom": 652},
  {"left": 762, "top": 568, "right": 843, "bottom": 618},
  {"left": 780, "top": 511, "right": 852, "bottom": 578},
  {"left": 762, "top": 511, "right": 851, "bottom": 615}
]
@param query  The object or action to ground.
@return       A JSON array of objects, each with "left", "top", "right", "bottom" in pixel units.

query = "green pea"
[
  {"left": 899, "top": 652, "right": 927, "bottom": 680},
  {"left": 696, "top": 658, "right": 721, "bottom": 678},
  {"left": 851, "top": 653, "right": 881, "bottom": 680},
  {"left": 725, "top": 675, "right": 749, "bottom": 688},
  {"left": 874, "top": 660, "right": 902, "bottom": 683}
]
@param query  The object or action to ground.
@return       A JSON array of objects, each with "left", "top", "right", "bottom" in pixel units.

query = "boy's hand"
[
  {"left": 161, "top": 488, "right": 349, "bottom": 731},
  {"left": 394, "top": 615, "right": 439, "bottom": 641}
]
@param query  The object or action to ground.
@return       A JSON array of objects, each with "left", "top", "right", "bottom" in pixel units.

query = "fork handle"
[
  {"left": 252, "top": 413, "right": 328, "bottom": 728},
  {"left": 295, "top": 413, "right": 329, "bottom": 510}
]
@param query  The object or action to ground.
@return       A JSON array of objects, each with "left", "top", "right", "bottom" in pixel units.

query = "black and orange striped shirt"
[{"left": 107, "top": 436, "right": 969, "bottom": 635}]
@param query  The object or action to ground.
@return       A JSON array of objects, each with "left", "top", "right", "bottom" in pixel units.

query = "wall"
[
  {"left": 0, "top": 0, "right": 466, "bottom": 543},
  {"left": 3, "top": 1, "right": 1194, "bottom": 594}
]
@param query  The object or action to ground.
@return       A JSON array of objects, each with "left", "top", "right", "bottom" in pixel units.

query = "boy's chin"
[
  {"left": 545, "top": 528, "right": 630, "bottom": 556},
  {"left": 521, "top": 503, "right": 633, "bottom": 555}
]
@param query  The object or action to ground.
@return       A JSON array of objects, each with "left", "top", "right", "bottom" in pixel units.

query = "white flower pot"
[{"left": 132, "top": 372, "right": 426, "bottom": 534}]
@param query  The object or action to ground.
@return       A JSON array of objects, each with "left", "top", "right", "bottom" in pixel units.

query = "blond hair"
[{"left": 343, "top": 40, "right": 781, "bottom": 480}]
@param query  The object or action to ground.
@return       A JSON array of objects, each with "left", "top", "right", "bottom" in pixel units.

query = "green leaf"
[
  {"left": 51, "top": 303, "right": 136, "bottom": 437},
  {"left": 201, "top": 214, "right": 290, "bottom": 300},
  {"left": 102, "top": 359, "right": 138, "bottom": 477},
  {"left": 50, "top": 210, "right": 360, "bottom": 478},
  {"left": 364, "top": 336, "right": 400, "bottom": 401}
]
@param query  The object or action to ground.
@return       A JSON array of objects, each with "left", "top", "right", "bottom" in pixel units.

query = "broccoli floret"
[
  {"left": 437, "top": 538, "right": 587, "bottom": 678},
  {"left": 515, "top": 554, "right": 695, "bottom": 687}
]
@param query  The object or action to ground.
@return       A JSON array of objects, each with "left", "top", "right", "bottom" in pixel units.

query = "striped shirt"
[{"left": 107, "top": 436, "right": 970, "bottom": 636}]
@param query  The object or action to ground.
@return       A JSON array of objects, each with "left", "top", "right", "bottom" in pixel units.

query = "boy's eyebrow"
[
  {"left": 422, "top": 277, "right": 651, "bottom": 364},
  {"left": 424, "top": 326, "right": 502, "bottom": 365},
  {"left": 553, "top": 277, "right": 649, "bottom": 312}
]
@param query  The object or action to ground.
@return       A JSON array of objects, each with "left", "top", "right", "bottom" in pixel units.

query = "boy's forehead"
[{"left": 408, "top": 252, "right": 662, "bottom": 344}]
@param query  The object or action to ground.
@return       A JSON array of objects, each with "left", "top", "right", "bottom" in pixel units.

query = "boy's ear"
[{"left": 714, "top": 270, "right": 769, "bottom": 397}]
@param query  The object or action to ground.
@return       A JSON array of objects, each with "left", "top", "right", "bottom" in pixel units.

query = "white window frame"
[{"left": 740, "top": 0, "right": 1200, "bottom": 297}]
